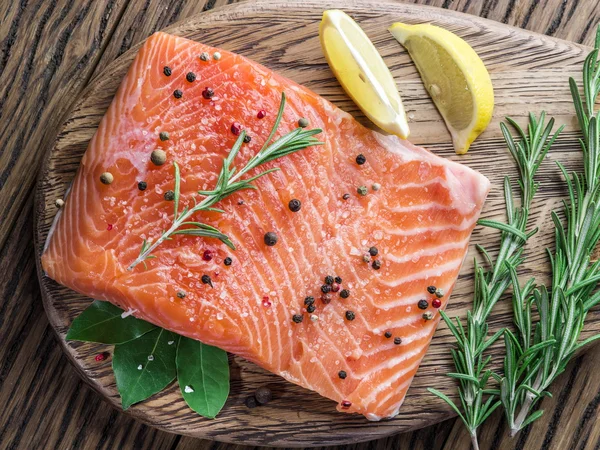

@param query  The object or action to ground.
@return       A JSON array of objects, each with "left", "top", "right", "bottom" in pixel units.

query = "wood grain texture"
[
  {"left": 32, "top": 0, "right": 600, "bottom": 447},
  {"left": 2, "top": 0, "right": 600, "bottom": 449}
]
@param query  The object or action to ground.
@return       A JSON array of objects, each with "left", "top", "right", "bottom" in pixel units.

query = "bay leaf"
[
  {"left": 66, "top": 300, "right": 155, "bottom": 344},
  {"left": 113, "top": 328, "right": 178, "bottom": 409},
  {"left": 176, "top": 336, "right": 229, "bottom": 419}
]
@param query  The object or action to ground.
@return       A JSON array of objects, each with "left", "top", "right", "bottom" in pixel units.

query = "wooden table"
[{"left": 2, "top": 1, "right": 600, "bottom": 449}]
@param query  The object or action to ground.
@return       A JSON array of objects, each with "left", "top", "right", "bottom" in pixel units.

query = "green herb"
[
  {"left": 113, "top": 328, "right": 178, "bottom": 409},
  {"left": 176, "top": 336, "right": 230, "bottom": 419},
  {"left": 66, "top": 300, "right": 156, "bottom": 344},
  {"left": 68, "top": 301, "right": 231, "bottom": 419},
  {"left": 501, "top": 26, "right": 600, "bottom": 436},
  {"left": 129, "top": 93, "right": 323, "bottom": 270},
  {"left": 429, "top": 112, "right": 562, "bottom": 450}
]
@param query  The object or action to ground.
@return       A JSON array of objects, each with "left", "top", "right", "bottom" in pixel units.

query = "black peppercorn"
[
  {"left": 356, "top": 154, "right": 366, "bottom": 165},
  {"left": 201, "top": 274, "right": 212, "bottom": 287},
  {"left": 163, "top": 66, "right": 172, "bottom": 76},
  {"left": 368, "top": 247, "right": 378, "bottom": 257},
  {"left": 334, "top": 276, "right": 342, "bottom": 284},
  {"left": 292, "top": 314, "right": 303, "bottom": 323},
  {"left": 372, "top": 260, "right": 381, "bottom": 270},
  {"left": 173, "top": 89, "right": 183, "bottom": 99},
  {"left": 427, "top": 285, "right": 437, "bottom": 294},
  {"left": 307, "top": 304, "right": 316, "bottom": 313},
  {"left": 384, "top": 330, "right": 392, "bottom": 339},
  {"left": 304, "top": 296, "right": 315, "bottom": 305},
  {"left": 202, "top": 87, "right": 214, "bottom": 99},
  {"left": 245, "top": 396, "right": 258, "bottom": 409},
  {"left": 324, "top": 275, "right": 334, "bottom": 285},
  {"left": 394, "top": 337, "right": 402, "bottom": 345},
  {"left": 255, "top": 386, "right": 272, "bottom": 405},
  {"left": 138, "top": 181, "right": 147, "bottom": 191},
  {"left": 164, "top": 190, "right": 175, "bottom": 201},
  {"left": 345, "top": 311, "right": 355, "bottom": 321},
  {"left": 321, "top": 284, "right": 331, "bottom": 293},
  {"left": 418, "top": 299, "right": 429, "bottom": 310},
  {"left": 177, "top": 290, "right": 186, "bottom": 299},
  {"left": 340, "top": 289, "right": 350, "bottom": 299},
  {"left": 288, "top": 199, "right": 301, "bottom": 212},
  {"left": 243, "top": 135, "right": 252, "bottom": 143},
  {"left": 264, "top": 232, "right": 278, "bottom": 246},
  {"left": 342, "top": 193, "right": 350, "bottom": 200},
  {"left": 224, "top": 257, "right": 232, "bottom": 266},
  {"left": 159, "top": 131, "right": 169, "bottom": 141},
  {"left": 186, "top": 72, "right": 196, "bottom": 82},
  {"left": 338, "top": 370, "right": 347, "bottom": 379}
]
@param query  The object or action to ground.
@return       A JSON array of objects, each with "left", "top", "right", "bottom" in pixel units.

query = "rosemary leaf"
[
  {"left": 431, "top": 112, "right": 561, "bottom": 450},
  {"left": 128, "top": 93, "right": 323, "bottom": 270},
  {"left": 501, "top": 25, "right": 600, "bottom": 436}
]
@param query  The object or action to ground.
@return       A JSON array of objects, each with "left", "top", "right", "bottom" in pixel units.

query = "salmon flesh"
[{"left": 41, "top": 32, "right": 490, "bottom": 420}]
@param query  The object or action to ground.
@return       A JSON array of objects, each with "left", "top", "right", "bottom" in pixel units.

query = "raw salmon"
[{"left": 41, "top": 32, "right": 490, "bottom": 420}]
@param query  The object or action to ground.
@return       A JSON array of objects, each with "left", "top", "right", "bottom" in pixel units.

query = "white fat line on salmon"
[
  {"left": 370, "top": 308, "right": 444, "bottom": 331},
  {"left": 361, "top": 324, "right": 435, "bottom": 358},
  {"left": 290, "top": 346, "right": 346, "bottom": 401},
  {"left": 383, "top": 215, "right": 477, "bottom": 236},
  {"left": 225, "top": 209, "right": 279, "bottom": 360},
  {"left": 378, "top": 285, "right": 452, "bottom": 309},
  {"left": 380, "top": 258, "right": 463, "bottom": 288},
  {"left": 360, "top": 362, "right": 418, "bottom": 407},
  {"left": 228, "top": 184, "right": 303, "bottom": 368},
  {"left": 385, "top": 176, "right": 447, "bottom": 192},
  {"left": 304, "top": 324, "right": 362, "bottom": 374},
  {"left": 389, "top": 202, "right": 458, "bottom": 213},
  {"left": 385, "top": 240, "right": 467, "bottom": 264},
  {"left": 372, "top": 377, "right": 414, "bottom": 418}
]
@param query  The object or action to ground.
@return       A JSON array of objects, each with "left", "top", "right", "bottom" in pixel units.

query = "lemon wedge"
[
  {"left": 389, "top": 23, "right": 494, "bottom": 154},
  {"left": 320, "top": 10, "right": 409, "bottom": 139}
]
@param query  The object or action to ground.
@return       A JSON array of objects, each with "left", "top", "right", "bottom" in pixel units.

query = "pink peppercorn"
[
  {"left": 341, "top": 400, "right": 352, "bottom": 408},
  {"left": 331, "top": 283, "right": 340, "bottom": 293},
  {"left": 95, "top": 352, "right": 108, "bottom": 362},
  {"left": 432, "top": 298, "right": 442, "bottom": 308},
  {"left": 106, "top": 224, "right": 113, "bottom": 231},
  {"left": 257, "top": 110, "right": 266, "bottom": 119},
  {"left": 203, "top": 250, "right": 213, "bottom": 261},
  {"left": 262, "top": 296, "right": 271, "bottom": 307},
  {"left": 231, "top": 122, "right": 242, "bottom": 135}
]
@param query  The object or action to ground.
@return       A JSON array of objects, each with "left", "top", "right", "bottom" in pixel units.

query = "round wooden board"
[{"left": 34, "top": 0, "right": 599, "bottom": 446}]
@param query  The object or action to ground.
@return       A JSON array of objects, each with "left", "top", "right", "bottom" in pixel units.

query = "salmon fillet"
[{"left": 41, "top": 32, "right": 490, "bottom": 420}]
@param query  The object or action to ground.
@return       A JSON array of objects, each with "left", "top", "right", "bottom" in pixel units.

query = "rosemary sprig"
[
  {"left": 128, "top": 93, "right": 323, "bottom": 270},
  {"left": 501, "top": 26, "right": 600, "bottom": 436},
  {"left": 429, "top": 113, "right": 562, "bottom": 450}
]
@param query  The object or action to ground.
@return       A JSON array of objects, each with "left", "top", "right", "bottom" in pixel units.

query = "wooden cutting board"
[{"left": 34, "top": 0, "right": 600, "bottom": 446}]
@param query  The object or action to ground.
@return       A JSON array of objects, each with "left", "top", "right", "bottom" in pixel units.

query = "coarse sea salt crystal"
[
  {"left": 168, "top": 341, "right": 175, "bottom": 345},
  {"left": 147, "top": 355, "right": 154, "bottom": 361},
  {"left": 121, "top": 308, "right": 137, "bottom": 319},
  {"left": 137, "top": 364, "right": 143, "bottom": 370},
  {"left": 184, "top": 386, "right": 194, "bottom": 393}
]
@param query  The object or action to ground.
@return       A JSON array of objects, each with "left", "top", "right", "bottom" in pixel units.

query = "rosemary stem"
[
  {"left": 470, "top": 431, "right": 480, "bottom": 450},
  {"left": 511, "top": 395, "right": 534, "bottom": 436},
  {"left": 128, "top": 178, "right": 239, "bottom": 270},
  {"left": 128, "top": 209, "right": 190, "bottom": 270}
]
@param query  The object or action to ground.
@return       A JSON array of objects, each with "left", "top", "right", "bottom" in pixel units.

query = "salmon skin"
[{"left": 42, "top": 32, "right": 490, "bottom": 420}]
